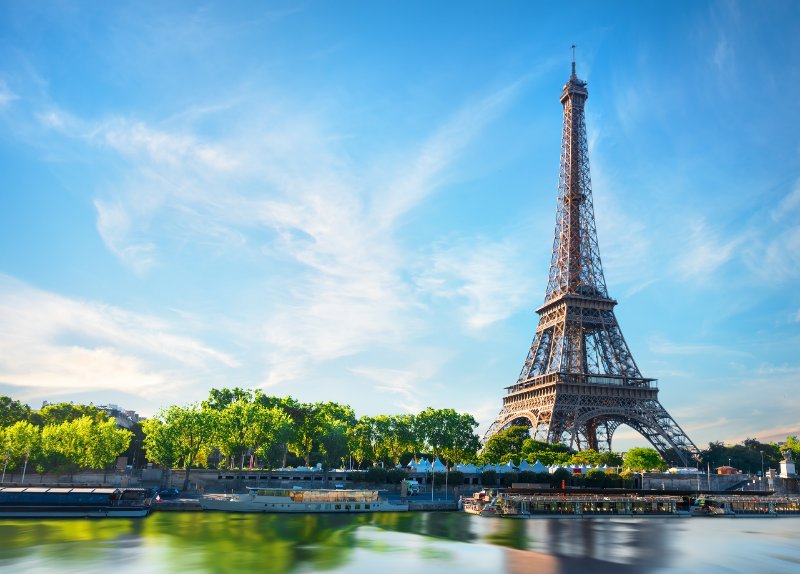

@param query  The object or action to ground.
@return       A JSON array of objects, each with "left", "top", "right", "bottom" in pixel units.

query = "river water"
[{"left": 1, "top": 512, "right": 798, "bottom": 574}]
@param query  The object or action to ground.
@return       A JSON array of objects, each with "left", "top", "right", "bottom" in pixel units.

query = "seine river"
[{"left": 1, "top": 512, "right": 798, "bottom": 573}]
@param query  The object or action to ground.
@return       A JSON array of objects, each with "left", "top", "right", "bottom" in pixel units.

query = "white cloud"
[
  {"left": 647, "top": 335, "right": 749, "bottom": 357},
  {"left": 673, "top": 218, "right": 744, "bottom": 282},
  {"left": 592, "top": 180, "right": 654, "bottom": 292},
  {"left": 0, "top": 80, "right": 18, "bottom": 110},
  {"left": 349, "top": 355, "right": 451, "bottom": 415},
  {"left": 771, "top": 180, "right": 800, "bottom": 221},
  {"left": 96, "top": 119, "right": 238, "bottom": 171},
  {"left": 0, "top": 276, "right": 238, "bottom": 401},
  {"left": 94, "top": 199, "right": 158, "bottom": 273},
  {"left": 712, "top": 36, "right": 732, "bottom": 71},
  {"left": 756, "top": 225, "right": 800, "bottom": 281},
  {"left": 376, "top": 81, "right": 523, "bottom": 229},
  {"left": 418, "top": 237, "right": 536, "bottom": 330},
  {"left": 742, "top": 184, "right": 800, "bottom": 283}
]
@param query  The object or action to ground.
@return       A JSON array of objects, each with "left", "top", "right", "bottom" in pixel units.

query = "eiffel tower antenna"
[
  {"left": 571, "top": 44, "right": 576, "bottom": 76},
  {"left": 483, "top": 53, "right": 699, "bottom": 466}
]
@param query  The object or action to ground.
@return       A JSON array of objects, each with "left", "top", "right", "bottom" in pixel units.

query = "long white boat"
[{"left": 201, "top": 487, "right": 408, "bottom": 513}]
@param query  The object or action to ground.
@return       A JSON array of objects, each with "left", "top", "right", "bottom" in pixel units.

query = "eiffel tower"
[{"left": 484, "top": 51, "right": 699, "bottom": 466}]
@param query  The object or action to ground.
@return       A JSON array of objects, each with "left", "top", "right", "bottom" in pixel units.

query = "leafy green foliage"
[
  {"left": 479, "top": 425, "right": 528, "bottom": 465},
  {"left": 2, "top": 420, "right": 40, "bottom": 471},
  {"left": 34, "top": 402, "right": 106, "bottom": 427},
  {"left": 445, "top": 470, "right": 464, "bottom": 485},
  {"left": 0, "top": 396, "right": 31, "bottom": 427},
  {"left": 699, "top": 438, "right": 782, "bottom": 473},
  {"left": 583, "top": 468, "right": 607, "bottom": 487},
  {"left": 40, "top": 416, "right": 131, "bottom": 471},
  {"left": 481, "top": 469, "right": 497, "bottom": 485},
  {"left": 623, "top": 447, "right": 667, "bottom": 472},
  {"left": 784, "top": 436, "right": 800, "bottom": 462},
  {"left": 416, "top": 407, "right": 480, "bottom": 467},
  {"left": 365, "top": 466, "right": 387, "bottom": 483},
  {"left": 386, "top": 468, "right": 408, "bottom": 484}
]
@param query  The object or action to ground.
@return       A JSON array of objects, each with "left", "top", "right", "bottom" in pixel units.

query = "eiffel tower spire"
[{"left": 484, "top": 51, "right": 699, "bottom": 466}]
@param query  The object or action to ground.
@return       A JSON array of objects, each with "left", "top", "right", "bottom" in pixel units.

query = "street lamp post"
[
  {"left": 21, "top": 450, "right": 29, "bottom": 483},
  {"left": 1, "top": 450, "right": 9, "bottom": 483},
  {"left": 430, "top": 460, "right": 434, "bottom": 502},
  {"left": 760, "top": 451, "right": 764, "bottom": 480}
]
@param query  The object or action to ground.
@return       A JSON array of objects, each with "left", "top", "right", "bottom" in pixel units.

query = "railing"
[{"left": 508, "top": 374, "right": 657, "bottom": 393}]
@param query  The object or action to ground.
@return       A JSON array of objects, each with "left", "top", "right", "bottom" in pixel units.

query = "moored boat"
[
  {"left": 201, "top": 487, "right": 408, "bottom": 513},
  {"left": 0, "top": 486, "right": 153, "bottom": 518}
]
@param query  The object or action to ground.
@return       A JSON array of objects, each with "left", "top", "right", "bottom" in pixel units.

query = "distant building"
[
  {"left": 40, "top": 401, "right": 142, "bottom": 429},
  {"left": 96, "top": 404, "right": 141, "bottom": 429}
]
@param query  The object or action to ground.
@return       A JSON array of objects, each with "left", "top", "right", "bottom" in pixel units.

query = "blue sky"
[{"left": 0, "top": 1, "right": 798, "bottom": 450}]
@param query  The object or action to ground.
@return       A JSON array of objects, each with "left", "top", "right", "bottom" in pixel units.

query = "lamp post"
[
  {"left": 760, "top": 451, "right": 764, "bottom": 480},
  {"left": 430, "top": 459, "right": 434, "bottom": 502},
  {"left": 21, "top": 450, "right": 29, "bottom": 483},
  {"left": 1, "top": 449, "right": 9, "bottom": 483}
]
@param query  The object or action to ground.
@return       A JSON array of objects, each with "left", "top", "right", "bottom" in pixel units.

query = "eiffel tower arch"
[{"left": 484, "top": 51, "right": 699, "bottom": 467}]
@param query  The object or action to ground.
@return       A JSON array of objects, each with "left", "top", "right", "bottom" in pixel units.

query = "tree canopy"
[{"left": 623, "top": 447, "right": 667, "bottom": 472}]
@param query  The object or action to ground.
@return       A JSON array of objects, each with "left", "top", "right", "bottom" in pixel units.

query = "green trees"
[
  {"left": 34, "top": 402, "right": 104, "bottom": 426},
  {"left": 519, "top": 439, "right": 572, "bottom": 466},
  {"left": 315, "top": 403, "right": 356, "bottom": 469},
  {"left": 41, "top": 417, "right": 131, "bottom": 474},
  {"left": 385, "top": 415, "right": 416, "bottom": 465},
  {"left": 144, "top": 405, "right": 214, "bottom": 490},
  {"left": 622, "top": 447, "right": 667, "bottom": 472},
  {"left": 480, "top": 426, "right": 529, "bottom": 465},
  {"left": 0, "top": 396, "right": 32, "bottom": 427},
  {"left": 0, "top": 399, "right": 132, "bottom": 479},
  {"left": 415, "top": 407, "right": 479, "bottom": 468},
  {"left": 0, "top": 390, "right": 488, "bottom": 479},
  {"left": 478, "top": 428, "right": 625, "bottom": 469},
  {"left": 699, "top": 438, "right": 783, "bottom": 473},
  {"left": 349, "top": 416, "right": 377, "bottom": 467},
  {"left": 784, "top": 436, "right": 800, "bottom": 461},
  {"left": 3, "top": 420, "right": 40, "bottom": 474}
]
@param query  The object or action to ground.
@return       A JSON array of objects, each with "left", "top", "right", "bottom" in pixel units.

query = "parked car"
[{"left": 157, "top": 488, "right": 180, "bottom": 500}]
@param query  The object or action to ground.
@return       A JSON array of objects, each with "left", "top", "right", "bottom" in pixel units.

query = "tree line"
[
  {"left": 0, "top": 398, "right": 132, "bottom": 479},
  {"left": 1, "top": 390, "right": 482, "bottom": 490},
  {"left": 142, "top": 388, "right": 481, "bottom": 489},
  {"left": 481, "top": 425, "right": 797, "bottom": 477},
  {"left": 2, "top": 392, "right": 798, "bottom": 490}
]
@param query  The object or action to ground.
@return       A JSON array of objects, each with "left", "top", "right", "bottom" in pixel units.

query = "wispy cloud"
[
  {"left": 94, "top": 199, "right": 158, "bottom": 273},
  {"left": 0, "top": 80, "right": 18, "bottom": 110},
  {"left": 96, "top": 119, "right": 238, "bottom": 171},
  {"left": 742, "top": 182, "right": 800, "bottom": 284},
  {"left": 349, "top": 352, "right": 452, "bottom": 415},
  {"left": 257, "top": 88, "right": 526, "bottom": 386},
  {"left": 771, "top": 179, "right": 800, "bottom": 222},
  {"left": 647, "top": 335, "right": 749, "bottom": 357},
  {"left": 673, "top": 217, "right": 744, "bottom": 282},
  {"left": 417, "top": 236, "right": 536, "bottom": 330},
  {"left": 591, "top": 174, "right": 655, "bottom": 293},
  {"left": 376, "top": 81, "right": 524, "bottom": 230},
  {"left": 0, "top": 275, "right": 239, "bottom": 404}
]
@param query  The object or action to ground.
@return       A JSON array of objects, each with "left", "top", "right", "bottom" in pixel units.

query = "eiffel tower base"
[{"left": 484, "top": 376, "right": 697, "bottom": 467}]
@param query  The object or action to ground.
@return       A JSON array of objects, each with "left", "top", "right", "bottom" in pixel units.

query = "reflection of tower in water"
[{"left": 500, "top": 518, "right": 671, "bottom": 574}]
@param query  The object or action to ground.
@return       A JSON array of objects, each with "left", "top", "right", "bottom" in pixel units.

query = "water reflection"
[{"left": 0, "top": 513, "right": 798, "bottom": 573}]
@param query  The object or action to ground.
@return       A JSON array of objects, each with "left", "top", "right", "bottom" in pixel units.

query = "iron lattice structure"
[{"left": 484, "top": 57, "right": 699, "bottom": 466}]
